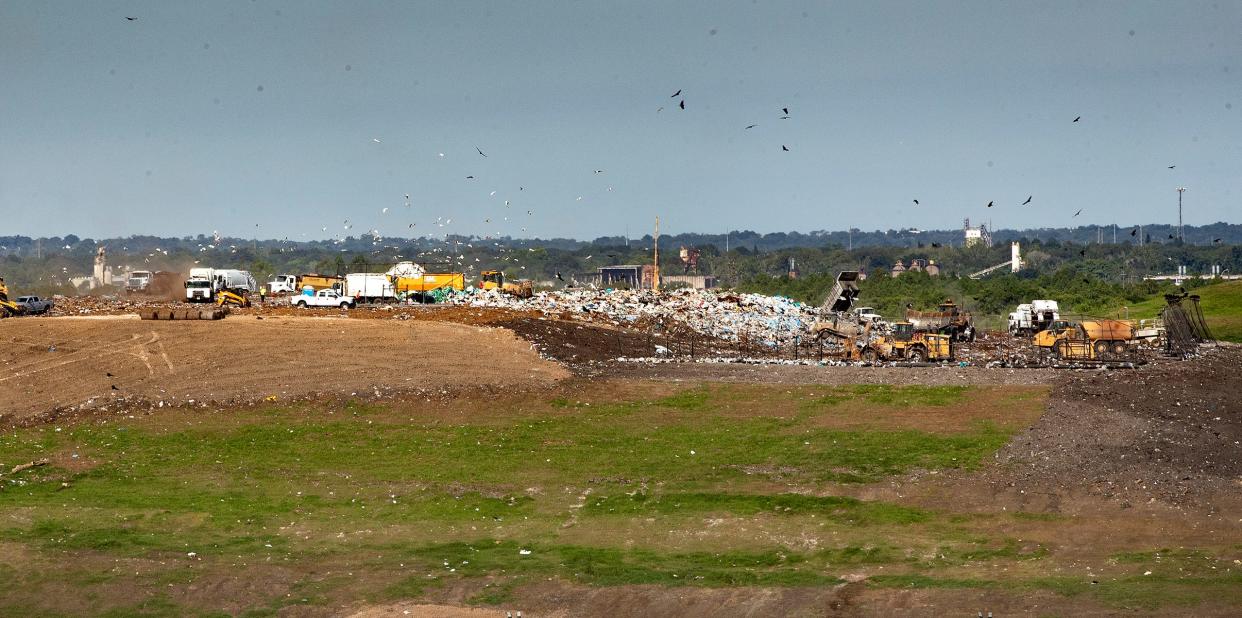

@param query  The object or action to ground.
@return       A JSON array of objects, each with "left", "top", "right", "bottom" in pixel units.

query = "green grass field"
[{"left": 0, "top": 382, "right": 1237, "bottom": 616}]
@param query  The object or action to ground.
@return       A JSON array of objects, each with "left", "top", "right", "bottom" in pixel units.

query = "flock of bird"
[{"left": 115, "top": 14, "right": 1207, "bottom": 277}]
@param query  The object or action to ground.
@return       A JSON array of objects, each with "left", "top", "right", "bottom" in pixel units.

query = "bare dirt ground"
[{"left": 0, "top": 315, "right": 567, "bottom": 425}]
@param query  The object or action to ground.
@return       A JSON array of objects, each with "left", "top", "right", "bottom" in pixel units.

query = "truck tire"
[
  {"left": 908, "top": 346, "right": 927, "bottom": 363},
  {"left": 1112, "top": 340, "right": 1127, "bottom": 356},
  {"left": 340, "top": 302, "right": 351, "bottom": 309},
  {"left": 1093, "top": 340, "right": 1110, "bottom": 358},
  {"left": 296, "top": 300, "right": 307, "bottom": 308},
  {"left": 861, "top": 348, "right": 879, "bottom": 363}
]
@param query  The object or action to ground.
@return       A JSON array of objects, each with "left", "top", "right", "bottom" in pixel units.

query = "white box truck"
[
  {"left": 344, "top": 273, "right": 396, "bottom": 303},
  {"left": 1008, "top": 300, "right": 1060, "bottom": 336}
]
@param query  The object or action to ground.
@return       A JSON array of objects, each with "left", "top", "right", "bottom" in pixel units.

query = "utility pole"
[
  {"left": 1113, "top": 223, "right": 1116, "bottom": 244},
  {"left": 652, "top": 217, "right": 660, "bottom": 292},
  {"left": 1176, "top": 187, "right": 1187, "bottom": 242}
]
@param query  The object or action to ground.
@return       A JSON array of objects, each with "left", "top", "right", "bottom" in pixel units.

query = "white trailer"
[
  {"left": 344, "top": 273, "right": 396, "bottom": 303},
  {"left": 214, "top": 269, "right": 258, "bottom": 294}
]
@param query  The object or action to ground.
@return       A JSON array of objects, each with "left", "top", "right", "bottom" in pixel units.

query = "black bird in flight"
[
  {"left": 1022, "top": 195, "right": 1032, "bottom": 205},
  {"left": 1168, "top": 165, "right": 1176, "bottom": 169},
  {"left": 556, "top": 272, "right": 565, "bottom": 281},
  {"left": 781, "top": 145, "right": 789, "bottom": 151},
  {"left": 679, "top": 99, "right": 685, "bottom": 110},
  {"left": 913, "top": 199, "right": 919, "bottom": 205},
  {"left": 782, "top": 107, "right": 789, "bottom": 115},
  {"left": 1131, "top": 227, "right": 1138, "bottom": 236},
  {"left": 475, "top": 146, "right": 487, "bottom": 157},
  {"left": 670, "top": 89, "right": 681, "bottom": 98},
  {"left": 1073, "top": 209, "right": 1083, "bottom": 216},
  {"left": 986, "top": 201, "right": 994, "bottom": 208},
  {"left": 1079, "top": 249, "right": 1087, "bottom": 256},
  {"left": 1073, "top": 116, "right": 1081, "bottom": 122},
  {"left": 111, "top": 385, "right": 119, "bottom": 390},
  {"left": 779, "top": 115, "right": 790, "bottom": 120},
  {"left": 125, "top": 17, "right": 137, "bottom": 21},
  {"left": 465, "top": 175, "right": 475, "bottom": 179},
  {"left": 106, "top": 372, "right": 114, "bottom": 377},
  {"left": 931, "top": 242, "right": 942, "bottom": 248},
  {"left": 1214, "top": 238, "right": 1223, "bottom": 243},
  {"left": 1168, "top": 234, "right": 1175, "bottom": 239},
  {"left": 745, "top": 124, "right": 757, "bottom": 129}
]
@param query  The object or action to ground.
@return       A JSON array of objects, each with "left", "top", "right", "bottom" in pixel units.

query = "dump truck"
[
  {"left": 866, "top": 322, "right": 954, "bottom": 363},
  {"left": 479, "top": 270, "right": 533, "bottom": 298},
  {"left": 125, "top": 270, "right": 153, "bottom": 294},
  {"left": 296, "top": 274, "right": 343, "bottom": 293},
  {"left": 1034, "top": 319, "right": 1135, "bottom": 360},
  {"left": 391, "top": 272, "right": 466, "bottom": 299},
  {"left": 906, "top": 298, "right": 975, "bottom": 342}
]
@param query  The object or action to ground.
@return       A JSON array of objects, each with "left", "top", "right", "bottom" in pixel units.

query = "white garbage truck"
[{"left": 1008, "top": 300, "right": 1060, "bottom": 336}]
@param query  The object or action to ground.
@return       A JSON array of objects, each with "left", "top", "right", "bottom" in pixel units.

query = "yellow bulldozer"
[
  {"left": 865, "top": 322, "right": 954, "bottom": 363},
  {"left": 478, "top": 270, "right": 533, "bottom": 299},
  {"left": 1034, "top": 319, "right": 1134, "bottom": 361},
  {"left": 0, "top": 277, "right": 24, "bottom": 318}
]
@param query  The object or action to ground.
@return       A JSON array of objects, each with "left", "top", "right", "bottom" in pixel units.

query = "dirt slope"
[{"left": 0, "top": 315, "right": 568, "bottom": 423}]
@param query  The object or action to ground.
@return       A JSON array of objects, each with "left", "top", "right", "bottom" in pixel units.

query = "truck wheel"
[
  {"left": 861, "top": 348, "right": 878, "bottom": 363},
  {"left": 1093, "top": 340, "right": 1110, "bottom": 358},
  {"left": 296, "top": 300, "right": 307, "bottom": 308},
  {"left": 340, "top": 302, "right": 351, "bottom": 309},
  {"left": 1112, "top": 341, "right": 1127, "bottom": 355},
  {"left": 908, "top": 346, "right": 927, "bottom": 363}
]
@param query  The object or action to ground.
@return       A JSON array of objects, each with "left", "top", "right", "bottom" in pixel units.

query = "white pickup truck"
[{"left": 290, "top": 289, "right": 356, "bottom": 309}]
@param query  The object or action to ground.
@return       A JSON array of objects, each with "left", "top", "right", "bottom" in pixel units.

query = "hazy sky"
[{"left": 2, "top": 1, "right": 1238, "bottom": 241}]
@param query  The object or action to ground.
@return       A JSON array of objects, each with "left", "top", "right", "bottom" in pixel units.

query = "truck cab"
[
  {"left": 126, "top": 271, "right": 152, "bottom": 293},
  {"left": 185, "top": 277, "right": 214, "bottom": 302},
  {"left": 15, "top": 296, "right": 52, "bottom": 314},
  {"left": 268, "top": 274, "right": 297, "bottom": 294}
]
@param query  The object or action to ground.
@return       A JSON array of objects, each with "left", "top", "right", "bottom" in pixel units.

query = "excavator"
[
  {"left": 0, "top": 277, "right": 24, "bottom": 318},
  {"left": 478, "top": 270, "right": 533, "bottom": 299}
]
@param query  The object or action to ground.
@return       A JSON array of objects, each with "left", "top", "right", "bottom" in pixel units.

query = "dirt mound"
[
  {"left": 985, "top": 344, "right": 1242, "bottom": 509},
  {"left": 0, "top": 316, "right": 568, "bottom": 425}
]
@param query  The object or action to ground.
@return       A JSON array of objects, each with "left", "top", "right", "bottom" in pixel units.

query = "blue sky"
[{"left": 1, "top": 1, "right": 1238, "bottom": 240}]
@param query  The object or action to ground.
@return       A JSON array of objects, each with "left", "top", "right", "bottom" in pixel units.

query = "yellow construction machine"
[
  {"left": 216, "top": 290, "right": 251, "bottom": 308},
  {"left": 1034, "top": 319, "right": 1134, "bottom": 360},
  {"left": 479, "top": 270, "right": 533, "bottom": 298},
  {"left": 866, "top": 322, "right": 955, "bottom": 362},
  {"left": 0, "top": 277, "right": 24, "bottom": 318}
]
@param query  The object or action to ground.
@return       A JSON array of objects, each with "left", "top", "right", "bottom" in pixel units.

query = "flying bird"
[
  {"left": 465, "top": 175, "right": 474, "bottom": 179},
  {"left": 1130, "top": 227, "right": 1138, "bottom": 236},
  {"left": 1073, "top": 209, "right": 1083, "bottom": 217},
  {"left": 372, "top": 138, "right": 381, "bottom": 143},
  {"left": 986, "top": 201, "right": 994, "bottom": 208},
  {"left": 1079, "top": 249, "right": 1087, "bottom": 256},
  {"left": 1022, "top": 196, "right": 1032, "bottom": 205},
  {"left": 670, "top": 89, "right": 681, "bottom": 98},
  {"left": 594, "top": 170, "right": 604, "bottom": 174},
  {"left": 1214, "top": 238, "right": 1222, "bottom": 243},
  {"left": 1168, "top": 165, "right": 1176, "bottom": 169},
  {"left": 779, "top": 115, "right": 790, "bottom": 120},
  {"left": 781, "top": 145, "right": 789, "bottom": 151},
  {"left": 106, "top": 372, "right": 114, "bottom": 377},
  {"left": 1073, "top": 116, "right": 1081, "bottom": 122},
  {"left": 111, "top": 385, "right": 119, "bottom": 391},
  {"left": 679, "top": 99, "right": 685, "bottom": 110},
  {"left": 556, "top": 272, "right": 565, "bottom": 281},
  {"left": 913, "top": 199, "right": 919, "bottom": 205},
  {"left": 745, "top": 124, "right": 757, "bottom": 129},
  {"left": 476, "top": 146, "right": 487, "bottom": 157},
  {"left": 782, "top": 107, "right": 789, "bottom": 115},
  {"left": 931, "top": 242, "right": 942, "bottom": 248},
  {"left": 125, "top": 16, "right": 137, "bottom": 21}
]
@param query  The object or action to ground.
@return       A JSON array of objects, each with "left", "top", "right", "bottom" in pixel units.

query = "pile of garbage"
[{"left": 443, "top": 288, "right": 818, "bottom": 347}]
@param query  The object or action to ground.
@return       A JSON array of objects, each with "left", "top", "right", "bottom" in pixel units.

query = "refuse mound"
[{"left": 988, "top": 344, "right": 1241, "bottom": 508}]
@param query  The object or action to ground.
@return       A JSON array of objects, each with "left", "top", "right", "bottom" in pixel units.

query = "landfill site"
[{"left": 0, "top": 266, "right": 1238, "bottom": 616}]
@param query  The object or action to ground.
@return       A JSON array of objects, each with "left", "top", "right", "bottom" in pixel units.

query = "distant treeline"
[{"left": 1, "top": 224, "right": 1239, "bottom": 299}]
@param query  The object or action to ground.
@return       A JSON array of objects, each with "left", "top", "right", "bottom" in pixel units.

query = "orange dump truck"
[{"left": 1034, "top": 319, "right": 1135, "bottom": 360}]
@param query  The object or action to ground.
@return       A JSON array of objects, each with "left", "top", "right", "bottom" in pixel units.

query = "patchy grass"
[
  {"left": 584, "top": 492, "right": 929, "bottom": 525},
  {"left": 1, "top": 381, "right": 1230, "bottom": 614}
]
